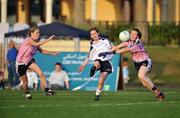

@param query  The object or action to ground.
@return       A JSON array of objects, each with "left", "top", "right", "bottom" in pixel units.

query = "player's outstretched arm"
[
  {"left": 79, "top": 55, "right": 89, "bottom": 73},
  {"left": 110, "top": 43, "right": 125, "bottom": 52},
  {"left": 99, "top": 46, "right": 130, "bottom": 58},
  {"left": 115, "top": 47, "right": 130, "bottom": 54},
  {"left": 29, "top": 35, "right": 55, "bottom": 47},
  {"left": 37, "top": 47, "right": 59, "bottom": 55}
]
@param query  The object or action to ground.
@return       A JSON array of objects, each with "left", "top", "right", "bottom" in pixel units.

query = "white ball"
[{"left": 119, "top": 31, "right": 130, "bottom": 42}]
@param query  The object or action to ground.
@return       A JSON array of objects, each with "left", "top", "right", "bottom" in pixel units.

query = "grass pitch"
[{"left": 0, "top": 88, "right": 180, "bottom": 118}]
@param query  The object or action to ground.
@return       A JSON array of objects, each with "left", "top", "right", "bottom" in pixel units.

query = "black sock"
[
  {"left": 25, "top": 91, "right": 30, "bottom": 94},
  {"left": 45, "top": 88, "right": 49, "bottom": 92},
  {"left": 152, "top": 86, "right": 157, "bottom": 91}
]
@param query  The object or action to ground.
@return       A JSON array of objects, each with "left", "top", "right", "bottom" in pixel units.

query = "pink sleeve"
[
  {"left": 129, "top": 44, "right": 143, "bottom": 52},
  {"left": 121, "top": 42, "right": 129, "bottom": 47}
]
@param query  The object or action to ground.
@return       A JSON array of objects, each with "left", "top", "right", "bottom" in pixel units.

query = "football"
[{"left": 119, "top": 31, "right": 130, "bottom": 42}]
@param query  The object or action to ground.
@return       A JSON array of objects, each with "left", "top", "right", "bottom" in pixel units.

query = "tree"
[
  {"left": 73, "top": 0, "right": 85, "bottom": 26},
  {"left": 133, "top": 0, "right": 148, "bottom": 44}
]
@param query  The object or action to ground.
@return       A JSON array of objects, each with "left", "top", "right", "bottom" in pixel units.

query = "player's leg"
[
  {"left": 16, "top": 63, "right": 32, "bottom": 99},
  {"left": 29, "top": 63, "right": 47, "bottom": 88},
  {"left": 138, "top": 66, "right": 155, "bottom": 90},
  {"left": 20, "top": 75, "right": 32, "bottom": 99},
  {"left": 29, "top": 63, "right": 54, "bottom": 96},
  {"left": 138, "top": 66, "right": 165, "bottom": 101},
  {"left": 94, "top": 60, "right": 112, "bottom": 100},
  {"left": 97, "top": 72, "right": 108, "bottom": 91},
  {"left": 94, "top": 72, "right": 108, "bottom": 100},
  {"left": 90, "top": 60, "right": 101, "bottom": 77}
]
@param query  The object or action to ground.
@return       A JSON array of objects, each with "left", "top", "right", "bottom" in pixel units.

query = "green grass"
[
  {"left": 124, "top": 46, "right": 180, "bottom": 83},
  {"left": 1, "top": 89, "right": 180, "bottom": 118}
]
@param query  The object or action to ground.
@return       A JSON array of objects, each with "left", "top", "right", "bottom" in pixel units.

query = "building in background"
[{"left": 0, "top": 0, "right": 179, "bottom": 25}]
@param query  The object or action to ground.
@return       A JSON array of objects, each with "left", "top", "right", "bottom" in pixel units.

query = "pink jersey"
[
  {"left": 121, "top": 39, "right": 149, "bottom": 62},
  {"left": 16, "top": 37, "right": 38, "bottom": 64}
]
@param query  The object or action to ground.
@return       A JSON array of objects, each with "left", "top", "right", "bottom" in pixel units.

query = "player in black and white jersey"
[{"left": 79, "top": 27, "right": 114, "bottom": 100}]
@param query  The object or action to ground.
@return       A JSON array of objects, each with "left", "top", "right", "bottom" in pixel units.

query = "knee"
[
  {"left": 141, "top": 81, "right": 147, "bottom": 87},
  {"left": 138, "top": 74, "right": 147, "bottom": 87},
  {"left": 138, "top": 74, "right": 145, "bottom": 81},
  {"left": 38, "top": 72, "right": 45, "bottom": 78},
  {"left": 22, "top": 80, "right": 28, "bottom": 86}
]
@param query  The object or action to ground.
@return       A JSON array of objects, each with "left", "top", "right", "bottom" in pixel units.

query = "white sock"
[{"left": 95, "top": 89, "right": 102, "bottom": 96}]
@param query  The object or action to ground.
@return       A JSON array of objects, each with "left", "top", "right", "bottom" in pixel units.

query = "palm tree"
[
  {"left": 133, "top": 0, "right": 148, "bottom": 44},
  {"left": 73, "top": 0, "right": 85, "bottom": 26}
]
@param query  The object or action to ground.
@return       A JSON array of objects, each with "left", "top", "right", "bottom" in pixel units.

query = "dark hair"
[
  {"left": 55, "top": 62, "right": 62, "bottom": 67},
  {"left": 88, "top": 27, "right": 99, "bottom": 34},
  {"left": 132, "top": 28, "right": 142, "bottom": 39},
  {"left": 27, "top": 26, "right": 39, "bottom": 37}
]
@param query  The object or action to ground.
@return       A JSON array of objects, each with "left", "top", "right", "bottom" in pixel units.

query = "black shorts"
[
  {"left": 134, "top": 58, "right": 152, "bottom": 72},
  {"left": 16, "top": 59, "right": 35, "bottom": 76},
  {"left": 95, "top": 59, "right": 113, "bottom": 74}
]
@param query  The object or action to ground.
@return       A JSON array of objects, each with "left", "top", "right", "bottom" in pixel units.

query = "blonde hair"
[{"left": 27, "top": 26, "right": 39, "bottom": 37}]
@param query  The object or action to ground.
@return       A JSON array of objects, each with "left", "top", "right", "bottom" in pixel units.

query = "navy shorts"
[
  {"left": 134, "top": 58, "right": 152, "bottom": 72},
  {"left": 95, "top": 59, "right": 113, "bottom": 74},
  {"left": 16, "top": 59, "right": 35, "bottom": 76}
]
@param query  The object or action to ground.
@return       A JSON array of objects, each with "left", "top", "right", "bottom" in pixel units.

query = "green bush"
[
  {"left": 72, "top": 21, "right": 180, "bottom": 46},
  {"left": 97, "top": 22, "right": 180, "bottom": 46},
  {"left": 148, "top": 23, "right": 180, "bottom": 46}
]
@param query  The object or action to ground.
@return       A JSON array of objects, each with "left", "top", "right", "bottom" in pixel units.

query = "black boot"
[{"left": 90, "top": 66, "right": 96, "bottom": 77}]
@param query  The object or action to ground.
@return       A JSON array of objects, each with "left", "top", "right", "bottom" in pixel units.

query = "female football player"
[
  {"left": 99, "top": 28, "right": 165, "bottom": 101},
  {"left": 79, "top": 27, "right": 114, "bottom": 100},
  {"left": 16, "top": 26, "right": 58, "bottom": 99}
]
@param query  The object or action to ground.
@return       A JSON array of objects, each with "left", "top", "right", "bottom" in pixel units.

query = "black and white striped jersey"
[{"left": 88, "top": 37, "right": 114, "bottom": 61}]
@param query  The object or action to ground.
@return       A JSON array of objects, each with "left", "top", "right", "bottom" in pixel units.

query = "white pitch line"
[
  {"left": 0, "top": 101, "right": 180, "bottom": 109},
  {"left": 0, "top": 91, "right": 178, "bottom": 97}
]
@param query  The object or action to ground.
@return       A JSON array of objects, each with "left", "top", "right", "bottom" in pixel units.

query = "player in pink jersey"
[
  {"left": 99, "top": 28, "right": 165, "bottom": 101},
  {"left": 16, "top": 27, "right": 58, "bottom": 99}
]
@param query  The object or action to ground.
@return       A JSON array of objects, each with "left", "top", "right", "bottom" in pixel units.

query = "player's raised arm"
[
  {"left": 115, "top": 47, "right": 130, "bottom": 54},
  {"left": 37, "top": 47, "right": 59, "bottom": 55},
  {"left": 110, "top": 42, "right": 128, "bottom": 52},
  {"left": 29, "top": 35, "right": 55, "bottom": 47}
]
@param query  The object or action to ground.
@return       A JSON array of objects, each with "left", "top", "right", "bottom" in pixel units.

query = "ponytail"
[
  {"left": 27, "top": 26, "right": 39, "bottom": 37},
  {"left": 132, "top": 28, "right": 142, "bottom": 39}
]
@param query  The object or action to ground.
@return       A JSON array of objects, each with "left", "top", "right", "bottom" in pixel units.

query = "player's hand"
[
  {"left": 79, "top": 65, "right": 85, "bottom": 73},
  {"left": 111, "top": 46, "right": 117, "bottom": 51},
  {"left": 52, "top": 51, "right": 59, "bottom": 55},
  {"left": 48, "top": 35, "right": 55, "bottom": 40}
]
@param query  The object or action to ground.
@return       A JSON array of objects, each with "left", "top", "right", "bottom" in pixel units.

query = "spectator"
[
  {"left": 49, "top": 63, "right": 70, "bottom": 90},
  {"left": 26, "top": 69, "right": 38, "bottom": 91},
  {"left": 6, "top": 40, "right": 19, "bottom": 88},
  {"left": 0, "top": 69, "right": 5, "bottom": 90},
  {"left": 122, "top": 57, "right": 130, "bottom": 84}
]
